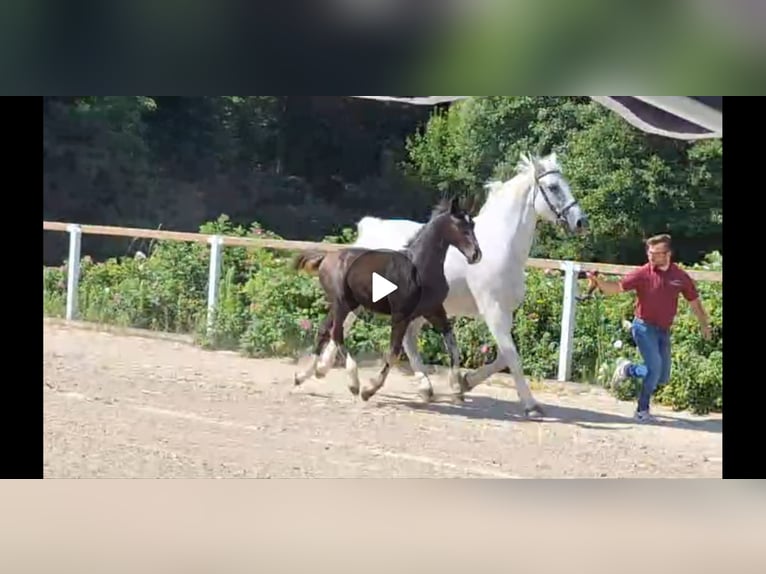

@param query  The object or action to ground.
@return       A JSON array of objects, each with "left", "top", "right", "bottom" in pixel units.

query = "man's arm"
[
  {"left": 682, "top": 274, "right": 711, "bottom": 339},
  {"left": 587, "top": 269, "right": 641, "bottom": 296},
  {"left": 591, "top": 275, "right": 624, "bottom": 295},
  {"left": 689, "top": 297, "right": 710, "bottom": 325}
]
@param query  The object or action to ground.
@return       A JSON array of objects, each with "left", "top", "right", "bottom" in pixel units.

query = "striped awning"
[{"left": 350, "top": 96, "right": 723, "bottom": 140}]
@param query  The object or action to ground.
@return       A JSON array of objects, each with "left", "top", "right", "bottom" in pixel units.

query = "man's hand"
[
  {"left": 585, "top": 271, "right": 624, "bottom": 296},
  {"left": 689, "top": 298, "right": 712, "bottom": 340}
]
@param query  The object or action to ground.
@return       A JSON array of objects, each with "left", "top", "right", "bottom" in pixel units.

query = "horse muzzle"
[{"left": 563, "top": 215, "right": 588, "bottom": 236}]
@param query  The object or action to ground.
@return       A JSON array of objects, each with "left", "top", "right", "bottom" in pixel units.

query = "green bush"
[{"left": 42, "top": 221, "right": 723, "bottom": 414}]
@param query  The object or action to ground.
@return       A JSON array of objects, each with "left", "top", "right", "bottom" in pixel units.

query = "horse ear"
[
  {"left": 465, "top": 194, "right": 475, "bottom": 215},
  {"left": 450, "top": 196, "right": 460, "bottom": 214}
]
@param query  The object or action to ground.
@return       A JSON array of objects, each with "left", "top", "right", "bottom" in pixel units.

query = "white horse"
[{"left": 314, "top": 152, "right": 588, "bottom": 418}]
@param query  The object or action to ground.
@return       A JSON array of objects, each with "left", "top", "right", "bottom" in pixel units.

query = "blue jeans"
[{"left": 630, "top": 318, "right": 671, "bottom": 412}]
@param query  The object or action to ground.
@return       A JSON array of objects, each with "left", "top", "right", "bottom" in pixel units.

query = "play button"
[
  {"left": 372, "top": 272, "right": 398, "bottom": 303},
  {"left": 346, "top": 249, "right": 422, "bottom": 318}
]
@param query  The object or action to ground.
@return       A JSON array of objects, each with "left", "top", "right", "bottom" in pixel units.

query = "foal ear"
[{"left": 449, "top": 196, "right": 460, "bottom": 214}]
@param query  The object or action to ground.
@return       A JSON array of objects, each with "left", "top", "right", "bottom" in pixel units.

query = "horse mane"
[
  {"left": 514, "top": 152, "right": 538, "bottom": 178},
  {"left": 476, "top": 151, "right": 561, "bottom": 215},
  {"left": 430, "top": 197, "right": 453, "bottom": 219},
  {"left": 403, "top": 197, "right": 455, "bottom": 249},
  {"left": 517, "top": 151, "right": 561, "bottom": 178}
]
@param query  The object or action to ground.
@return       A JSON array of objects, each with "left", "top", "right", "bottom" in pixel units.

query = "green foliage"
[
  {"left": 404, "top": 96, "right": 722, "bottom": 266},
  {"left": 42, "top": 218, "right": 723, "bottom": 414}
]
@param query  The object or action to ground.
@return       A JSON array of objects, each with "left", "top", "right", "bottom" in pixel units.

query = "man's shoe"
[
  {"left": 611, "top": 358, "right": 631, "bottom": 389},
  {"left": 634, "top": 409, "right": 656, "bottom": 424}
]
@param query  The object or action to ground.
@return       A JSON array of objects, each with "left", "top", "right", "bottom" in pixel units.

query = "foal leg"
[
  {"left": 462, "top": 299, "right": 544, "bottom": 418},
  {"left": 294, "top": 312, "right": 334, "bottom": 385},
  {"left": 401, "top": 317, "right": 435, "bottom": 403},
  {"left": 329, "top": 304, "right": 360, "bottom": 397},
  {"left": 315, "top": 310, "right": 357, "bottom": 378},
  {"left": 423, "top": 307, "right": 464, "bottom": 403},
  {"left": 360, "top": 317, "right": 409, "bottom": 402}
]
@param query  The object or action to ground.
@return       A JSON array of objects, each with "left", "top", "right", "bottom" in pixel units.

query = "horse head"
[
  {"left": 446, "top": 196, "right": 482, "bottom": 264},
  {"left": 523, "top": 152, "right": 588, "bottom": 235},
  {"left": 405, "top": 197, "right": 483, "bottom": 266}
]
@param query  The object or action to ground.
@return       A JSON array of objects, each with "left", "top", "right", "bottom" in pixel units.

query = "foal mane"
[{"left": 403, "top": 197, "right": 456, "bottom": 250}]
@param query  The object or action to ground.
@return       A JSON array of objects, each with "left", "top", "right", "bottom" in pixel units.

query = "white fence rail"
[{"left": 44, "top": 221, "right": 722, "bottom": 382}]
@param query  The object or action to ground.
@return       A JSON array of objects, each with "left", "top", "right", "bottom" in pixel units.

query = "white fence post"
[
  {"left": 557, "top": 260, "right": 580, "bottom": 382},
  {"left": 206, "top": 235, "right": 224, "bottom": 336},
  {"left": 65, "top": 224, "right": 82, "bottom": 320}
]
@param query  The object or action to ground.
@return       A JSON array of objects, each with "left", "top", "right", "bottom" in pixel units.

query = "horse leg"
[
  {"left": 360, "top": 317, "right": 409, "bottom": 402},
  {"left": 294, "top": 312, "right": 333, "bottom": 385},
  {"left": 315, "top": 311, "right": 357, "bottom": 377},
  {"left": 423, "top": 307, "right": 464, "bottom": 403},
  {"left": 329, "top": 304, "right": 360, "bottom": 397},
  {"left": 462, "top": 299, "right": 544, "bottom": 418},
  {"left": 401, "top": 317, "right": 434, "bottom": 402}
]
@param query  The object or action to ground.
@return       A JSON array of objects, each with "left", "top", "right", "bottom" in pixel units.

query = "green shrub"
[{"left": 42, "top": 220, "right": 723, "bottom": 414}]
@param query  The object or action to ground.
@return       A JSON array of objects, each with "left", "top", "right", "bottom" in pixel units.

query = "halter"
[{"left": 534, "top": 169, "right": 579, "bottom": 223}]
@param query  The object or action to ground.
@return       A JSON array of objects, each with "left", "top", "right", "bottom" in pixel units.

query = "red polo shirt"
[{"left": 619, "top": 262, "right": 699, "bottom": 330}]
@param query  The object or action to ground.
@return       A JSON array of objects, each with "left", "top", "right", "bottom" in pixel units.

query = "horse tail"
[{"left": 293, "top": 251, "right": 325, "bottom": 275}]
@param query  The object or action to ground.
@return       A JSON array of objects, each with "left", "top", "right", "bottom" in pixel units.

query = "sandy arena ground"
[{"left": 43, "top": 319, "right": 722, "bottom": 478}]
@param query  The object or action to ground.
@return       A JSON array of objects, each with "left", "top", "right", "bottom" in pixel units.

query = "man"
[{"left": 587, "top": 234, "right": 712, "bottom": 423}]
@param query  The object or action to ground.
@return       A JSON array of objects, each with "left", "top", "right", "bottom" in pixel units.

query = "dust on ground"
[{"left": 43, "top": 319, "right": 722, "bottom": 478}]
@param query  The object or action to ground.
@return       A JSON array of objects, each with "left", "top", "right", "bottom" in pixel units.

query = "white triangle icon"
[{"left": 372, "top": 272, "right": 398, "bottom": 303}]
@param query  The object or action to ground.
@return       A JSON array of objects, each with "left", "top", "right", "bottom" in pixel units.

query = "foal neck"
[{"left": 405, "top": 217, "right": 451, "bottom": 280}]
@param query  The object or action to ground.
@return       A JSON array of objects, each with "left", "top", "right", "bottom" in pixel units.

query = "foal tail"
[{"left": 293, "top": 251, "right": 326, "bottom": 275}]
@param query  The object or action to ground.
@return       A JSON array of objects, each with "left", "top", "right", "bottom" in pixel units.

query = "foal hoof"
[
  {"left": 293, "top": 373, "right": 301, "bottom": 386},
  {"left": 348, "top": 384, "right": 360, "bottom": 397},
  {"left": 457, "top": 372, "right": 472, "bottom": 393},
  {"left": 314, "top": 370, "right": 327, "bottom": 380},
  {"left": 524, "top": 404, "right": 545, "bottom": 419},
  {"left": 360, "top": 381, "right": 381, "bottom": 402},
  {"left": 417, "top": 387, "right": 434, "bottom": 403},
  {"left": 448, "top": 392, "right": 465, "bottom": 405}
]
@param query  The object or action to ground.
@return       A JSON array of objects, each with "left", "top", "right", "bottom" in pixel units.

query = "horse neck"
[
  {"left": 475, "top": 173, "right": 539, "bottom": 266},
  {"left": 406, "top": 219, "right": 450, "bottom": 280}
]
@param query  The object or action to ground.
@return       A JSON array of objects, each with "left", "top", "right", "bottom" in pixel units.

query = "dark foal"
[{"left": 293, "top": 197, "right": 482, "bottom": 402}]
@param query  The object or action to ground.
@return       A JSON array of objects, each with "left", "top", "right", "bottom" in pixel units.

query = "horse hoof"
[
  {"left": 360, "top": 378, "right": 383, "bottom": 402},
  {"left": 349, "top": 385, "right": 360, "bottom": 397},
  {"left": 417, "top": 387, "right": 434, "bottom": 403},
  {"left": 458, "top": 372, "right": 472, "bottom": 393},
  {"left": 293, "top": 373, "right": 301, "bottom": 386},
  {"left": 314, "top": 370, "right": 327, "bottom": 380},
  {"left": 448, "top": 392, "right": 465, "bottom": 405},
  {"left": 524, "top": 404, "right": 545, "bottom": 419}
]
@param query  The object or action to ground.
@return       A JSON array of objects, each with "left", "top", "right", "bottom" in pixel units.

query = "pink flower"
[
  {"left": 480, "top": 344, "right": 489, "bottom": 354},
  {"left": 299, "top": 318, "right": 312, "bottom": 331}
]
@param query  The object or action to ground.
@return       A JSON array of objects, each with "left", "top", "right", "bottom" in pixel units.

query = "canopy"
[{"left": 350, "top": 96, "right": 723, "bottom": 140}]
